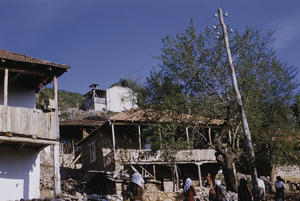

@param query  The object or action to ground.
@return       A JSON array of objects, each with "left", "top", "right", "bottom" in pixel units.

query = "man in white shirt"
[
  {"left": 251, "top": 176, "right": 266, "bottom": 201},
  {"left": 257, "top": 177, "right": 266, "bottom": 201}
]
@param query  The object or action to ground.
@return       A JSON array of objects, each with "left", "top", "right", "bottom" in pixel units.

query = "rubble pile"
[{"left": 141, "top": 183, "right": 237, "bottom": 201}]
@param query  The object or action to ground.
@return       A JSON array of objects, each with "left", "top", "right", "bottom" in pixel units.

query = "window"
[{"left": 89, "top": 141, "right": 96, "bottom": 162}]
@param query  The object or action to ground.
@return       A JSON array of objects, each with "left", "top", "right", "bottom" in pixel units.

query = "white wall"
[
  {"left": 0, "top": 85, "right": 36, "bottom": 108},
  {"left": 106, "top": 86, "right": 137, "bottom": 112},
  {"left": 0, "top": 146, "right": 40, "bottom": 200}
]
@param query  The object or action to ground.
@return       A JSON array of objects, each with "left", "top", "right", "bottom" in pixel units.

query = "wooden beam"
[
  {"left": 109, "top": 122, "right": 148, "bottom": 126},
  {"left": 0, "top": 67, "right": 54, "bottom": 77},
  {"left": 0, "top": 136, "right": 59, "bottom": 145},
  {"left": 8, "top": 73, "right": 22, "bottom": 83},
  {"left": 6, "top": 132, "right": 13, "bottom": 137},
  {"left": 37, "top": 144, "right": 49, "bottom": 151},
  {"left": 16, "top": 142, "right": 27, "bottom": 149}
]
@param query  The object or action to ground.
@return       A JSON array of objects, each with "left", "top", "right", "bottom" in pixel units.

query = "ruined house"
[
  {"left": 78, "top": 109, "right": 224, "bottom": 195},
  {"left": 59, "top": 117, "right": 106, "bottom": 168},
  {"left": 81, "top": 84, "right": 138, "bottom": 112},
  {"left": 0, "top": 49, "right": 69, "bottom": 200}
]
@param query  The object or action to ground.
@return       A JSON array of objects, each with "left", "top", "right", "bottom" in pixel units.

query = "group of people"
[
  {"left": 184, "top": 174, "right": 287, "bottom": 201},
  {"left": 123, "top": 172, "right": 287, "bottom": 201},
  {"left": 238, "top": 175, "right": 287, "bottom": 201},
  {"left": 184, "top": 177, "right": 225, "bottom": 201}
]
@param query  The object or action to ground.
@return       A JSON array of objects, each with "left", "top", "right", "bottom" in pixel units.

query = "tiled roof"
[
  {"left": 0, "top": 48, "right": 69, "bottom": 69},
  {"left": 110, "top": 109, "right": 224, "bottom": 125}
]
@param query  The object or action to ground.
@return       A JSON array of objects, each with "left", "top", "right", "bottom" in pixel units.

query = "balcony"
[
  {"left": 116, "top": 148, "right": 216, "bottom": 164},
  {"left": 0, "top": 105, "right": 58, "bottom": 140}
]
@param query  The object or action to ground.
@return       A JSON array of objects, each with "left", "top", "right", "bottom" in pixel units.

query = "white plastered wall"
[
  {"left": 106, "top": 86, "right": 137, "bottom": 112},
  {"left": 0, "top": 85, "right": 36, "bottom": 108},
  {"left": 0, "top": 146, "right": 40, "bottom": 200}
]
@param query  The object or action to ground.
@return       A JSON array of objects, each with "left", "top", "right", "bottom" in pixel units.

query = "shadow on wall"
[{"left": 0, "top": 145, "right": 39, "bottom": 200}]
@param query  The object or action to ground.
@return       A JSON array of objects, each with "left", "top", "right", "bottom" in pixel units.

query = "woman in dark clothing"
[
  {"left": 184, "top": 178, "right": 196, "bottom": 201},
  {"left": 124, "top": 173, "right": 145, "bottom": 201},
  {"left": 238, "top": 178, "right": 253, "bottom": 201}
]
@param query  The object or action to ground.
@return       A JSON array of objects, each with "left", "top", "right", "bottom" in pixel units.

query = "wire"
[
  {"left": 200, "top": 0, "right": 211, "bottom": 24},
  {"left": 126, "top": 58, "right": 156, "bottom": 77}
]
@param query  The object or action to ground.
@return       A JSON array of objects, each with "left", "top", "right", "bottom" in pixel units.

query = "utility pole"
[{"left": 218, "top": 8, "right": 259, "bottom": 200}]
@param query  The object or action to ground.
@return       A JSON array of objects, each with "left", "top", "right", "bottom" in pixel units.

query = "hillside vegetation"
[{"left": 36, "top": 88, "right": 85, "bottom": 111}]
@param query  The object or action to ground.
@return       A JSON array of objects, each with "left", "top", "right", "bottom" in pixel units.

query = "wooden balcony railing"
[
  {"left": 116, "top": 148, "right": 216, "bottom": 164},
  {"left": 0, "top": 105, "right": 58, "bottom": 140}
]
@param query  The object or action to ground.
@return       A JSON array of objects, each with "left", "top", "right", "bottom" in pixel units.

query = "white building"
[
  {"left": 0, "top": 49, "right": 69, "bottom": 200},
  {"left": 82, "top": 84, "right": 138, "bottom": 112}
]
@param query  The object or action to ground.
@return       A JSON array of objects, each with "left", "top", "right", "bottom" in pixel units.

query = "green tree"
[
  {"left": 36, "top": 88, "right": 84, "bottom": 111},
  {"left": 140, "top": 19, "right": 299, "bottom": 191},
  {"left": 110, "top": 77, "right": 143, "bottom": 93}
]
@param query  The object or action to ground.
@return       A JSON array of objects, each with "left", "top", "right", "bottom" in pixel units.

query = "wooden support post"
[
  {"left": 4, "top": 68, "right": 8, "bottom": 106},
  {"left": 54, "top": 143, "right": 61, "bottom": 197},
  {"left": 153, "top": 164, "right": 156, "bottom": 180},
  {"left": 111, "top": 123, "right": 116, "bottom": 161},
  {"left": 82, "top": 128, "right": 89, "bottom": 138},
  {"left": 186, "top": 127, "right": 189, "bottom": 143},
  {"left": 197, "top": 163, "right": 202, "bottom": 187},
  {"left": 138, "top": 125, "right": 142, "bottom": 150},
  {"left": 52, "top": 76, "right": 61, "bottom": 196},
  {"left": 208, "top": 127, "right": 212, "bottom": 144},
  {"left": 53, "top": 76, "right": 58, "bottom": 109},
  {"left": 174, "top": 164, "right": 179, "bottom": 192},
  {"left": 159, "top": 128, "right": 163, "bottom": 149}
]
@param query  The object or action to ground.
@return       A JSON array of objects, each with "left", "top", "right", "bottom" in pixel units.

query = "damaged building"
[{"left": 77, "top": 109, "right": 224, "bottom": 195}]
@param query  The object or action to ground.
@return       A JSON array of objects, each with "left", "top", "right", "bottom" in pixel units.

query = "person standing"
[
  {"left": 184, "top": 178, "right": 196, "bottom": 201},
  {"left": 206, "top": 173, "right": 212, "bottom": 187},
  {"left": 274, "top": 176, "right": 286, "bottom": 201},
  {"left": 238, "top": 178, "right": 253, "bottom": 201},
  {"left": 209, "top": 180, "right": 226, "bottom": 201},
  {"left": 252, "top": 176, "right": 266, "bottom": 201},
  {"left": 257, "top": 177, "right": 266, "bottom": 201},
  {"left": 126, "top": 172, "right": 145, "bottom": 201}
]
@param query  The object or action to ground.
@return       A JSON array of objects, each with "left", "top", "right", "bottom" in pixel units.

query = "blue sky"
[{"left": 0, "top": 0, "right": 299, "bottom": 94}]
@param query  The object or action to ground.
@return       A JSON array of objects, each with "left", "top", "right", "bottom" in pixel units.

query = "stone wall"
[
  {"left": 40, "top": 145, "right": 55, "bottom": 198},
  {"left": 141, "top": 182, "right": 236, "bottom": 201},
  {"left": 273, "top": 165, "right": 300, "bottom": 183}
]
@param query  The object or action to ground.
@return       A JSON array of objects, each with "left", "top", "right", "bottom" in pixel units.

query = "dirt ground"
[{"left": 266, "top": 192, "right": 300, "bottom": 201}]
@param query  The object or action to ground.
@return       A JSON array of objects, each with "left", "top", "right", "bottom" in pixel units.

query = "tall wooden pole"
[{"left": 218, "top": 8, "right": 259, "bottom": 200}]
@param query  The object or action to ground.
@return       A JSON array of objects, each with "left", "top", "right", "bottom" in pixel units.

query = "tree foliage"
[
  {"left": 36, "top": 88, "right": 85, "bottom": 111},
  {"left": 139, "top": 19, "right": 299, "bottom": 190},
  {"left": 110, "top": 77, "right": 143, "bottom": 93}
]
